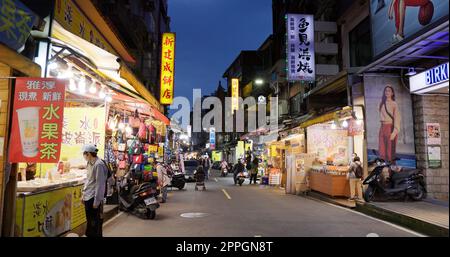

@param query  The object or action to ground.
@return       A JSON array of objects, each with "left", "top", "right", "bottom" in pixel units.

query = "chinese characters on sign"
[
  {"left": 0, "top": 0, "right": 38, "bottom": 51},
  {"left": 209, "top": 128, "right": 216, "bottom": 150},
  {"left": 53, "top": 0, "right": 116, "bottom": 55},
  {"left": 160, "top": 33, "right": 176, "bottom": 105},
  {"left": 286, "top": 14, "right": 315, "bottom": 82},
  {"left": 231, "top": 78, "right": 239, "bottom": 112},
  {"left": 61, "top": 107, "right": 106, "bottom": 165},
  {"left": 9, "top": 78, "right": 65, "bottom": 163}
]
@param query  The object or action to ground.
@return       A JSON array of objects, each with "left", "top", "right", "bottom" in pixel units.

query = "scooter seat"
[{"left": 391, "top": 169, "right": 420, "bottom": 180}]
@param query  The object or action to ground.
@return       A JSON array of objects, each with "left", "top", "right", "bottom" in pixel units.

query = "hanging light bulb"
[
  {"left": 118, "top": 121, "right": 125, "bottom": 130},
  {"left": 99, "top": 89, "right": 106, "bottom": 99},
  {"left": 48, "top": 61, "right": 58, "bottom": 70},
  {"left": 89, "top": 81, "right": 97, "bottom": 94},
  {"left": 125, "top": 125, "right": 132, "bottom": 134},
  {"left": 69, "top": 79, "right": 77, "bottom": 91},
  {"left": 105, "top": 95, "right": 113, "bottom": 102},
  {"left": 65, "top": 67, "right": 73, "bottom": 78},
  {"left": 342, "top": 120, "right": 349, "bottom": 128},
  {"left": 331, "top": 122, "right": 337, "bottom": 130},
  {"left": 78, "top": 77, "right": 86, "bottom": 94},
  {"left": 356, "top": 119, "right": 363, "bottom": 125}
]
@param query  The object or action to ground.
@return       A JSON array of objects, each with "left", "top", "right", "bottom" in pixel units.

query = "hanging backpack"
[
  {"left": 101, "top": 159, "right": 114, "bottom": 198},
  {"left": 355, "top": 163, "right": 363, "bottom": 179}
]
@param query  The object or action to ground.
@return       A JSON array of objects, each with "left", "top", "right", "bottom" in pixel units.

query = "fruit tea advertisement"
[{"left": 9, "top": 78, "right": 66, "bottom": 163}]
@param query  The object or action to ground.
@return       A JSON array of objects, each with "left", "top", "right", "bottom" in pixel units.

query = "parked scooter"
[
  {"left": 118, "top": 171, "right": 160, "bottom": 219},
  {"left": 363, "top": 158, "right": 426, "bottom": 202},
  {"left": 165, "top": 163, "right": 185, "bottom": 190}
]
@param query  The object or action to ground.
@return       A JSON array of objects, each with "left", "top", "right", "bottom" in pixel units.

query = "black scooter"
[
  {"left": 118, "top": 172, "right": 160, "bottom": 219},
  {"left": 165, "top": 164, "right": 186, "bottom": 190},
  {"left": 363, "top": 158, "right": 426, "bottom": 202}
]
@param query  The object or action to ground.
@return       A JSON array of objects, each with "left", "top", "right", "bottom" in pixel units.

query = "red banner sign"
[{"left": 9, "top": 78, "right": 66, "bottom": 163}]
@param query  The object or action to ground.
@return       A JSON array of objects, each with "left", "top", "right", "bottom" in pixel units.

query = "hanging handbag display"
[
  {"left": 112, "top": 141, "right": 119, "bottom": 151},
  {"left": 132, "top": 154, "right": 144, "bottom": 164},
  {"left": 118, "top": 143, "right": 126, "bottom": 152},
  {"left": 118, "top": 160, "right": 127, "bottom": 169}
]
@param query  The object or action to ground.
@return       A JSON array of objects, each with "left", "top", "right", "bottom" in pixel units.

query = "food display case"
[
  {"left": 15, "top": 168, "right": 88, "bottom": 237},
  {"left": 309, "top": 165, "right": 350, "bottom": 197}
]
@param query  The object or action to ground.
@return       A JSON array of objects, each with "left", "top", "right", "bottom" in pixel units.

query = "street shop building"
[{"left": 0, "top": 0, "right": 169, "bottom": 236}]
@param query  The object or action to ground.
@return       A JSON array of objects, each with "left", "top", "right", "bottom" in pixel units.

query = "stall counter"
[
  {"left": 309, "top": 166, "right": 350, "bottom": 197},
  {"left": 15, "top": 170, "right": 88, "bottom": 237}
]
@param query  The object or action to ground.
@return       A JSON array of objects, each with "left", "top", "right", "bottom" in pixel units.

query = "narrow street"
[{"left": 103, "top": 170, "right": 421, "bottom": 237}]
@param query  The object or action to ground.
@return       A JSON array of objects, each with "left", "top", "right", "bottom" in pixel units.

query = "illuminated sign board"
[
  {"left": 160, "top": 33, "right": 176, "bottom": 105},
  {"left": 231, "top": 78, "right": 239, "bottom": 111},
  {"left": 286, "top": 14, "right": 315, "bottom": 81},
  {"left": 410, "top": 62, "right": 449, "bottom": 94}
]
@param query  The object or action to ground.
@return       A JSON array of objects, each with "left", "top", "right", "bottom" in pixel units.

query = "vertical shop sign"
[
  {"left": 9, "top": 78, "right": 65, "bottom": 163},
  {"left": 286, "top": 14, "right": 315, "bottom": 82},
  {"left": 209, "top": 127, "right": 215, "bottom": 150},
  {"left": 231, "top": 78, "right": 239, "bottom": 111},
  {"left": 160, "top": 32, "right": 176, "bottom": 105},
  {"left": 0, "top": 0, "right": 39, "bottom": 51}
]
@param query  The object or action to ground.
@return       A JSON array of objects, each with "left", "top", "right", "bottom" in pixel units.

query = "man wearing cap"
[
  {"left": 81, "top": 144, "right": 108, "bottom": 237},
  {"left": 156, "top": 158, "right": 171, "bottom": 203}
]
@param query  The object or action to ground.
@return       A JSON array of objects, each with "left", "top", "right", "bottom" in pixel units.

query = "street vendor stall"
[
  {"left": 303, "top": 108, "right": 364, "bottom": 197},
  {"left": 10, "top": 0, "right": 169, "bottom": 236}
]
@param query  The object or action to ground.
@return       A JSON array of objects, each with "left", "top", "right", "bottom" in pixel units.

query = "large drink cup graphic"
[{"left": 16, "top": 107, "right": 40, "bottom": 158}]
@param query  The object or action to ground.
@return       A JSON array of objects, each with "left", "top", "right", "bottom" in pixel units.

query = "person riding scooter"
[
  {"left": 233, "top": 160, "right": 245, "bottom": 185},
  {"left": 220, "top": 160, "right": 229, "bottom": 177}
]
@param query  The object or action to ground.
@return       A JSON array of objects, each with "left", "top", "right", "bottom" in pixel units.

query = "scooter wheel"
[
  {"left": 147, "top": 210, "right": 156, "bottom": 220},
  {"left": 364, "top": 186, "right": 376, "bottom": 202},
  {"left": 410, "top": 185, "right": 426, "bottom": 201}
]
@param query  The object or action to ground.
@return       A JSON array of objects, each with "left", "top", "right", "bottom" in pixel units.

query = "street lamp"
[{"left": 255, "top": 79, "right": 264, "bottom": 85}]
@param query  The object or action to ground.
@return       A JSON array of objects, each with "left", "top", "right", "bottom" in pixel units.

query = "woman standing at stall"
[{"left": 378, "top": 85, "right": 401, "bottom": 163}]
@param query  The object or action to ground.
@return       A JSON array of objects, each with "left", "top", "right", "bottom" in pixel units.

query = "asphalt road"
[{"left": 103, "top": 170, "right": 423, "bottom": 237}]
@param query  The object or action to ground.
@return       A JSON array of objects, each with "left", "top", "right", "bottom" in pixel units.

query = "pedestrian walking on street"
[
  {"left": 206, "top": 156, "right": 211, "bottom": 180},
  {"left": 347, "top": 154, "right": 364, "bottom": 201},
  {"left": 156, "top": 159, "right": 171, "bottom": 203},
  {"left": 249, "top": 158, "right": 259, "bottom": 185},
  {"left": 81, "top": 144, "right": 108, "bottom": 237}
]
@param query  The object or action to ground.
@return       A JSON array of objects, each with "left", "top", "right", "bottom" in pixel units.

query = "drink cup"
[{"left": 16, "top": 107, "right": 40, "bottom": 158}]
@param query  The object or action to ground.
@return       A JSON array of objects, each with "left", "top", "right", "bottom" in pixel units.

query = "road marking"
[
  {"left": 222, "top": 189, "right": 232, "bottom": 200},
  {"left": 312, "top": 199, "right": 426, "bottom": 237},
  {"left": 214, "top": 178, "right": 218, "bottom": 182},
  {"left": 103, "top": 211, "right": 124, "bottom": 227}
]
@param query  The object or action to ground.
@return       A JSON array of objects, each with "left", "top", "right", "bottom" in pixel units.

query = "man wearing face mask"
[{"left": 81, "top": 144, "right": 108, "bottom": 237}]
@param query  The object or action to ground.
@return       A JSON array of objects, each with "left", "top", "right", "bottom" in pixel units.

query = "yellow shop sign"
[{"left": 54, "top": 0, "right": 117, "bottom": 55}]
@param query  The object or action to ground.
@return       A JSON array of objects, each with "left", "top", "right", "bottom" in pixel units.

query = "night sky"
[{"left": 169, "top": 0, "right": 272, "bottom": 111}]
